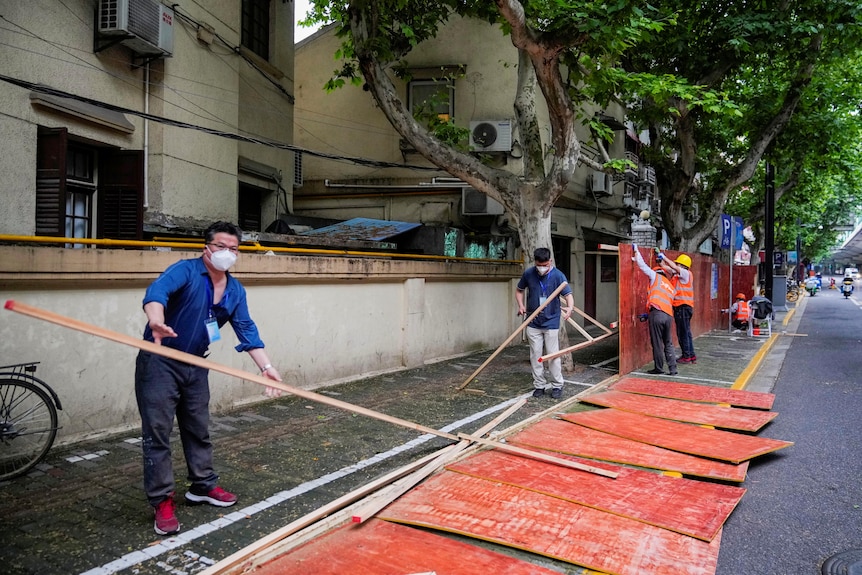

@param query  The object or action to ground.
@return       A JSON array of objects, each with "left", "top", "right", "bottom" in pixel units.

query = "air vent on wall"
[
  {"left": 461, "top": 187, "right": 505, "bottom": 216},
  {"left": 469, "top": 120, "right": 513, "bottom": 152},
  {"left": 97, "top": 0, "right": 174, "bottom": 57}
]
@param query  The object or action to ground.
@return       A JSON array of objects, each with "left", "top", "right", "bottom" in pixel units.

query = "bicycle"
[{"left": 0, "top": 362, "right": 63, "bottom": 481}]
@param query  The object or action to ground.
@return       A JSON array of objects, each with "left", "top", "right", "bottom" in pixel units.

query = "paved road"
[{"left": 717, "top": 285, "right": 862, "bottom": 575}]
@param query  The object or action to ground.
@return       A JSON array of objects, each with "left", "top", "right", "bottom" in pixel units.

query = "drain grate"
[{"left": 823, "top": 550, "right": 862, "bottom": 575}]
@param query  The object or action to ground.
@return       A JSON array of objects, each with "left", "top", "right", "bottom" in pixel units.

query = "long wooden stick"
[
  {"left": 198, "top": 443, "right": 460, "bottom": 575},
  {"left": 456, "top": 281, "right": 569, "bottom": 391},
  {"left": 539, "top": 330, "right": 617, "bottom": 363},
  {"left": 456, "top": 432, "right": 617, "bottom": 478},
  {"left": 4, "top": 299, "right": 458, "bottom": 441},
  {"left": 350, "top": 397, "right": 529, "bottom": 524},
  {"left": 5, "top": 300, "right": 614, "bottom": 478}
]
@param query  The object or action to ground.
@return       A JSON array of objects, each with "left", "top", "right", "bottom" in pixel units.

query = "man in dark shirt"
[
  {"left": 515, "top": 248, "right": 574, "bottom": 399},
  {"left": 136, "top": 221, "right": 282, "bottom": 536}
]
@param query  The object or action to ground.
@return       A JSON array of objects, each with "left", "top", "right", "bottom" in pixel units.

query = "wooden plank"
[
  {"left": 581, "top": 390, "right": 777, "bottom": 432},
  {"left": 252, "top": 519, "right": 564, "bottom": 575},
  {"left": 508, "top": 418, "right": 748, "bottom": 482},
  {"left": 446, "top": 449, "right": 745, "bottom": 541},
  {"left": 563, "top": 409, "right": 793, "bottom": 463},
  {"left": 379, "top": 471, "right": 722, "bottom": 575},
  {"left": 610, "top": 377, "right": 775, "bottom": 410},
  {"left": 350, "top": 398, "right": 529, "bottom": 523},
  {"left": 3, "top": 300, "right": 460, "bottom": 442},
  {"left": 198, "top": 444, "right": 461, "bottom": 575}
]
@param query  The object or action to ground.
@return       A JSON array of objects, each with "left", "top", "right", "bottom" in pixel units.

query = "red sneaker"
[
  {"left": 185, "top": 486, "right": 237, "bottom": 508},
  {"left": 154, "top": 494, "right": 180, "bottom": 535}
]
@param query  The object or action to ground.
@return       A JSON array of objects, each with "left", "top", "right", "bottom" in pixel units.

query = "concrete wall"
[{"left": 0, "top": 245, "right": 521, "bottom": 444}]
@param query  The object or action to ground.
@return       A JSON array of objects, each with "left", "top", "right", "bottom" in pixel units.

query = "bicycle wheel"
[
  {"left": 786, "top": 290, "right": 799, "bottom": 302},
  {"left": 0, "top": 378, "right": 58, "bottom": 481}
]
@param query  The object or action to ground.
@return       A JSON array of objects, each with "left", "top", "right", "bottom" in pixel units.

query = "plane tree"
[
  {"left": 615, "top": 0, "right": 862, "bottom": 252},
  {"left": 302, "top": 0, "right": 731, "bottom": 261}
]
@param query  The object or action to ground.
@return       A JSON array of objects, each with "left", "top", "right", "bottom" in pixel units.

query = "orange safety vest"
[
  {"left": 648, "top": 274, "right": 675, "bottom": 316},
  {"left": 673, "top": 271, "right": 694, "bottom": 308},
  {"left": 735, "top": 301, "right": 750, "bottom": 321}
]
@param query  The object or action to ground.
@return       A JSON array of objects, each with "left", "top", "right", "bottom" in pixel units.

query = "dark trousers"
[
  {"left": 648, "top": 308, "right": 677, "bottom": 372},
  {"left": 135, "top": 351, "right": 218, "bottom": 506},
  {"left": 673, "top": 304, "right": 695, "bottom": 358}
]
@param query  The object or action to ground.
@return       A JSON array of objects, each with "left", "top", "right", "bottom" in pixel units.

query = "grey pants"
[
  {"left": 526, "top": 326, "right": 563, "bottom": 389},
  {"left": 648, "top": 308, "right": 677, "bottom": 372}
]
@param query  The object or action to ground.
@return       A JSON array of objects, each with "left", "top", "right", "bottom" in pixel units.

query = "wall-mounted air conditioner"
[
  {"left": 462, "top": 187, "right": 505, "bottom": 216},
  {"left": 639, "top": 165, "right": 656, "bottom": 185},
  {"left": 469, "top": 120, "right": 512, "bottom": 152},
  {"left": 98, "top": 0, "right": 174, "bottom": 57},
  {"left": 590, "top": 170, "right": 613, "bottom": 196}
]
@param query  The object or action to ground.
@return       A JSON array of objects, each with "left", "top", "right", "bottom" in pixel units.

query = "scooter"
[
  {"left": 842, "top": 283, "right": 854, "bottom": 299},
  {"left": 805, "top": 278, "right": 819, "bottom": 296}
]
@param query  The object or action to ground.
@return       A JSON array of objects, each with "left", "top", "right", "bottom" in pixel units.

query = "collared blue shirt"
[
  {"left": 142, "top": 257, "right": 265, "bottom": 356},
  {"left": 517, "top": 266, "right": 572, "bottom": 329}
]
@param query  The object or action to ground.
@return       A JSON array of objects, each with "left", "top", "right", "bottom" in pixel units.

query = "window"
[
  {"left": 408, "top": 79, "right": 454, "bottom": 122},
  {"left": 241, "top": 0, "right": 271, "bottom": 60},
  {"left": 36, "top": 127, "right": 143, "bottom": 241},
  {"left": 238, "top": 182, "right": 264, "bottom": 232}
]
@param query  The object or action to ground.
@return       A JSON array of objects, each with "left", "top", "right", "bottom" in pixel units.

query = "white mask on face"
[
  {"left": 207, "top": 246, "right": 237, "bottom": 271},
  {"left": 536, "top": 265, "right": 550, "bottom": 275}
]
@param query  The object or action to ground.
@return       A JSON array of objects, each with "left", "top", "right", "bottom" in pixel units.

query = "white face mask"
[
  {"left": 536, "top": 265, "right": 550, "bottom": 275},
  {"left": 207, "top": 246, "right": 237, "bottom": 271}
]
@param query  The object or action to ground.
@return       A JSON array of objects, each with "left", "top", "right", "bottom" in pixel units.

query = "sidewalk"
[{"left": 0, "top": 301, "right": 801, "bottom": 575}]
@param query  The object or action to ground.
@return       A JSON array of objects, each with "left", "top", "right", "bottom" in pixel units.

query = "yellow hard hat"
[{"left": 675, "top": 254, "right": 692, "bottom": 268}]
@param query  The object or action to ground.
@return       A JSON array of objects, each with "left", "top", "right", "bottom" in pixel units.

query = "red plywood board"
[
  {"left": 509, "top": 418, "right": 748, "bottom": 482},
  {"left": 380, "top": 471, "right": 722, "bottom": 575},
  {"left": 611, "top": 377, "right": 775, "bottom": 410},
  {"left": 563, "top": 409, "right": 793, "bottom": 463},
  {"left": 582, "top": 390, "right": 777, "bottom": 431},
  {"left": 253, "top": 519, "right": 561, "bottom": 575},
  {"left": 446, "top": 449, "right": 744, "bottom": 541}
]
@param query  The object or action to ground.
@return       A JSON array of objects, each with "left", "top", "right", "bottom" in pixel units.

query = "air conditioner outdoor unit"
[
  {"left": 462, "top": 187, "right": 505, "bottom": 216},
  {"left": 469, "top": 120, "right": 512, "bottom": 152},
  {"left": 590, "top": 171, "right": 613, "bottom": 196},
  {"left": 98, "top": 0, "right": 174, "bottom": 57}
]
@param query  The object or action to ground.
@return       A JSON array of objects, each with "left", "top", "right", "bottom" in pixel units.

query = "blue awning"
[{"left": 299, "top": 218, "right": 422, "bottom": 242}]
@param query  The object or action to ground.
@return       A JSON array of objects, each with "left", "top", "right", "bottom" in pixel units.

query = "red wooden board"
[
  {"left": 509, "top": 418, "right": 749, "bottom": 482},
  {"left": 611, "top": 377, "right": 775, "bottom": 409},
  {"left": 582, "top": 390, "right": 777, "bottom": 431},
  {"left": 380, "top": 471, "right": 722, "bottom": 575},
  {"left": 563, "top": 409, "right": 793, "bottom": 463},
  {"left": 446, "top": 449, "right": 744, "bottom": 541},
  {"left": 253, "top": 518, "right": 561, "bottom": 575}
]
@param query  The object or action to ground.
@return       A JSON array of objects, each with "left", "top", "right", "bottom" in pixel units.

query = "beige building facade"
[
  {"left": 0, "top": 2, "right": 524, "bottom": 444},
  {"left": 294, "top": 17, "right": 655, "bottom": 328}
]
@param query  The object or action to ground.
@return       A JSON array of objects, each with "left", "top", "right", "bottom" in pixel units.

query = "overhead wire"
[{"left": 0, "top": 73, "right": 439, "bottom": 172}]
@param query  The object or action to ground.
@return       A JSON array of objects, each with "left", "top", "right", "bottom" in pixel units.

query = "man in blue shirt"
[
  {"left": 135, "top": 221, "right": 282, "bottom": 536},
  {"left": 516, "top": 248, "right": 574, "bottom": 399}
]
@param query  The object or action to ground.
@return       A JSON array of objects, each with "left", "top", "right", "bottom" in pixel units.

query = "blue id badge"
[
  {"left": 205, "top": 318, "right": 221, "bottom": 343},
  {"left": 538, "top": 296, "right": 547, "bottom": 306}
]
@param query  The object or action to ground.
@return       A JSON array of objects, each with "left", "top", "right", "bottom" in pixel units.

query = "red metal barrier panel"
[
  {"left": 581, "top": 390, "right": 777, "bottom": 431},
  {"left": 446, "top": 449, "right": 744, "bottom": 541},
  {"left": 563, "top": 409, "right": 793, "bottom": 463},
  {"left": 509, "top": 418, "right": 749, "bottom": 481},
  {"left": 617, "top": 243, "right": 757, "bottom": 375},
  {"left": 610, "top": 377, "right": 775, "bottom": 409},
  {"left": 253, "top": 518, "right": 562, "bottom": 575},
  {"left": 380, "top": 471, "right": 722, "bottom": 575}
]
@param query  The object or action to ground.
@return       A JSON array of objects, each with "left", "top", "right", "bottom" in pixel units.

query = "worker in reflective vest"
[
  {"left": 730, "top": 294, "right": 751, "bottom": 331},
  {"left": 632, "top": 244, "right": 677, "bottom": 376},
  {"left": 662, "top": 252, "right": 696, "bottom": 364}
]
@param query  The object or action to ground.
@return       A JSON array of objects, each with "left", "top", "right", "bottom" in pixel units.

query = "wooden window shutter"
[
  {"left": 98, "top": 150, "right": 143, "bottom": 240},
  {"left": 35, "top": 127, "right": 68, "bottom": 236}
]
